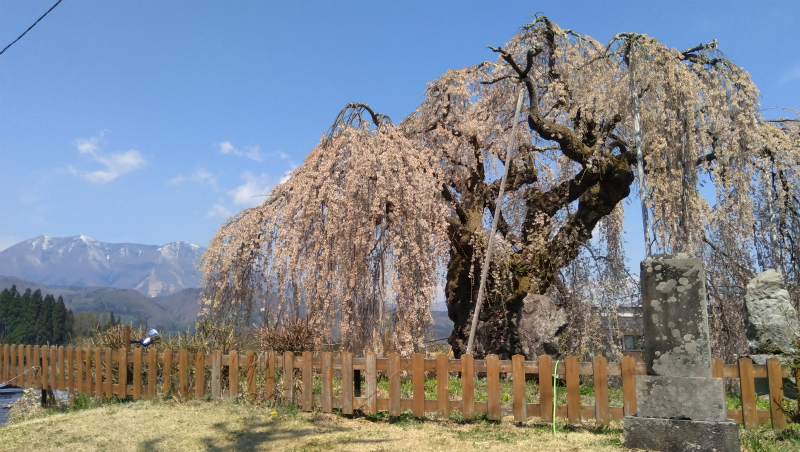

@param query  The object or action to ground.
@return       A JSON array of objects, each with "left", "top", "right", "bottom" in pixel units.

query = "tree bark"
[{"left": 446, "top": 153, "right": 635, "bottom": 359}]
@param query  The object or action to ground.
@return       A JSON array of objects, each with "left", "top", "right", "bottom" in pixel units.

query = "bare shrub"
[{"left": 255, "top": 316, "right": 318, "bottom": 355}]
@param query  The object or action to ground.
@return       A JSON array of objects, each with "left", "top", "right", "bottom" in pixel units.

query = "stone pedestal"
[
  {"left": 624, "top": 416, "right": 740, "bottom": 452},
  {"left": 624, "top": 254, "right": 740, "bottom": 451}
]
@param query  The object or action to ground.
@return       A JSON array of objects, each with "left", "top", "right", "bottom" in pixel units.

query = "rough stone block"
[
  {"left": 744, "top": 269, "right": 798, "bottom": 353},
  {"left": 623, "top": 416, "right": 740, "bottom": 452},
  {"left": 641, "top": 254, "right": 712, "bottom": 377},
  {"left": 635, "top": 375, "right": 727, "bottom": 421},
  {"left": 516, "top": 294, "right": 567, "bottom": 357}
]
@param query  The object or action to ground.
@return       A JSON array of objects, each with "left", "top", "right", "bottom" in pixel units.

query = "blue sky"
[{"left": 1, "top": 0, "right": 799, "bottom": 275}]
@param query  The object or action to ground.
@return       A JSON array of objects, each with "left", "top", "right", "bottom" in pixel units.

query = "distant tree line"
[
  {"left": 71, "top": 311, "right": 121, "bottom": 338},
  {"left": 0, "top": 285, "right": 73, "bottom": 345}
]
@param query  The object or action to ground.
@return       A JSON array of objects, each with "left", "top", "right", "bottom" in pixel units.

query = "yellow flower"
[{"left": 270, "top": 411, "right": 276, "bottom": 415}]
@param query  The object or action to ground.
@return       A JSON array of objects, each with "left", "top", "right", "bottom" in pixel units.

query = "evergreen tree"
[
  {"left": 0, "top": 287, "right": 14, "bottom": 341},
  {"left": 0, "top": 287, "right": 74, "bottom": 345},
  {"left": 52, "top": 296, "right": 68, "bottom": 344},
  {"left": 34, "top": 292, "right": 54, "bottom": 345}
]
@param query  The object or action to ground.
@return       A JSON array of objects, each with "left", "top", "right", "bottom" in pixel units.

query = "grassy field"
[
  {"left": 0, "top": 398, "right": 628, "bottom": 452},
  {"left": 1, "top": 394, "right": 799, "bottom": 452}
]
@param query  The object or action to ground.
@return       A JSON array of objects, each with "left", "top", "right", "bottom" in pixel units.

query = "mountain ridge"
[{"left": 0, "top": 235, "right": 206, "bottom": 297}]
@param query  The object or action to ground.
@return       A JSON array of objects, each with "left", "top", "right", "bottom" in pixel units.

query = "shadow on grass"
[{"left": 141, "top": 411, "right": 392, "bottom": 452}]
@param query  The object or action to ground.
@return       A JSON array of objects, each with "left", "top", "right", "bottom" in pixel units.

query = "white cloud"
[
  {"left": 191, "top": 168, "right": 217, "bottom": 187},
  {"left": 69, "top": 134, "right": 146, "bottom": 184},
  {"left": 228, "top": 172, "right": 274, "bottom": 207},
  {"left": 171, "top": 168, "right": 217, "bottom": 188},
  {"left": 206, "top": 203, "right": 232, "bottom": 218},
  {"left": 219, "top": 141, "right": 262, "bottom": 162}
]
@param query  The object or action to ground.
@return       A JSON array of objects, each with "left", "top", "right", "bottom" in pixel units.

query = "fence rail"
[{"left": 0, "top": 344, "right": 796, "bottom": 430}]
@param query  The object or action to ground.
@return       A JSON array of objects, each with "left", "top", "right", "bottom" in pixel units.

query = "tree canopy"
[{"left": 200, "top": 17, "right": 799, "bottom": 359}]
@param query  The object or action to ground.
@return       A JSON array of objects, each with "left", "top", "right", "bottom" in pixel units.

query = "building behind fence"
[{"left": 0, "top": 343, "right": 796, "bottom": 430}]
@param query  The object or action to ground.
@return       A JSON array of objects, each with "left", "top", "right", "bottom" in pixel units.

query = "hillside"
[{"left": 0, "top": 275, "right": 201, "bottom": 333}]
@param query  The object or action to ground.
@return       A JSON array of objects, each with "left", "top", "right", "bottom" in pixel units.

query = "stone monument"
[
  {"left": 744, "top": 269, "right": 799, "bottom": 399},
  {"left": 623, "top": 254, "right": 740, "bottom": 451}
]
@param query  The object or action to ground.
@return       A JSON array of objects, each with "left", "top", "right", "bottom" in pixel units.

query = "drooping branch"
[{"left": 325, "top": 103, "right": 392, "bottom": 146}]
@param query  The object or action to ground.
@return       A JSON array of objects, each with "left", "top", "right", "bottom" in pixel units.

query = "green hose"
[{"left": 553, "top": 359, "right": 559, "bottom": 438}]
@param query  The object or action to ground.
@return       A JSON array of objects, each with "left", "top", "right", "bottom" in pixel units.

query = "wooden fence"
[{"left": 0, "top": 344, "right": 796, "bottom": 429}]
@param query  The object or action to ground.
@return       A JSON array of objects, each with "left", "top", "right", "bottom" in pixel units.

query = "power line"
[{"left": 0, "top": 0, "right": 63, "bottom": 56}]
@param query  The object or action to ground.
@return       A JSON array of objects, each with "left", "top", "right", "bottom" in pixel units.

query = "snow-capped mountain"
[{"left": 0, "top": 235, "right": 206, "bottom": 297}]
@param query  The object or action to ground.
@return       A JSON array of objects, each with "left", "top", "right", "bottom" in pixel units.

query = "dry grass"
[{"left": 0, "top": 399, "right": 630, "bottom": 451}]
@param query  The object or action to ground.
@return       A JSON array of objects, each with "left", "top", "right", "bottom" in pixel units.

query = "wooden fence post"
[
  {"left": 341, "top": 352, "right": 353, "bottom": 415},
  {"left": 195, "top": 350, "right": 205, "bottom": 399},
  {"left": 229, "top": 350, "right": 239, "bottom": 399},
  {"left": 25, "top": 345, "right": 33, "bottom": 388},
  {"left": 17, "top": 345, "right": 23, "bottom": 383},
  {"left": 20, "top": 345, "right": 27, "bottom": 387},
  {"left": 21, "top": 345, "right": 27, "bottom": 388},
  {"left": 19, "top": 345, "right": 25, "bottom": 385},
  {"left": 437, "top": 354, "right": 450, "bottom": 419},
  {"left": 264, "top": 352, "right": 274, "bottom": 401},
  {"left": 41, "top": 345, "right": 53, "bottom": 390},
  {"left": 58, "top": 346, "right": 65, "bottom": 391},
  {"left": 512, "top": 354, "right": 526, "bottom": 423},
  {"left": 621, "top": 356, "right": 637, "bottom": 416},
  {"left": 73, "top": 346, "right": 81, "bottom": 394},
  {"left": 17, "top": 345, "right": 22, "bottom": 384},
  {"left": 412, "top": 353, "right": 424, "bottom": 418},
  {"left": 1, "top": 344, "right": 6, "bottom": 382},
  {"left": 162, "top": 349, "right": 173, "bottom": 395},
  {"left": 132, "top": 348, "right": 142, "bottom": 400},
  {"left": 487, "top": 354, "right": 500, "bottom": 421},
  {"left": 322, "top": 352, "right": 333, "bottom": 413},
  {"left": 118, "top": 347, "right": 128, "bottom": 398},
  {"left": 32, "top": 346, "right": 40, "bottom": 388},
  {"left": 80, "top": 346, "right": 86, "bottom": 393},
  {"left": 739, "top": 357, "right": 757, "bottom": 429},
  {"left": 462, "top": 354, "right": 474, "bottom": 420},
  {"left": 211, "top": 350, "right": 221, "bottom": 400},
  {"left": 365, "top": 352, "right": 377, "bottom": 415},
  {"left": 302, "top": 351, "right": 312, "bottom": 411},
  {"left": 539, "top": 355, "right": 552, "bottom": 422},
  {"left": 19, "top": 345, "right": 25, "bottom": 386},
  {"left": 64, "top": 346, "right": 72, "bottom": 393},
  {"left": 388, "top": 353, "right": 400, "bottom": 416},
  {"left": 178, "top": 349, "right": 187, "bottom": 397},
  {"left": 246, "top": 351, "right": 256, "bottom": 399},
  {"left": 767, "top": 357, "right": 786, "bottom": 430},
  {"left": 104, "top": 347, "right": 113, "bottom": 397},
  {"left": 283, "top": 351, "right": 293, "bottom": 404},
  {"left": 593, "top": 356, "right": 609, "bottom": 425},
  {"left": 9, "top": 345, "right": 15, "bottom": 384},
  {"left": 96, "top": 347, "right": 103, "bottom": 398},
  {"left": 49, "top": 346, "right": 57, "bottom": 392},
  {"left": 147, "top": 348, "right": 157, "bottom": 398},
  {"left": 566, "top": 355, "right": 581, "bottom": 424}
]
